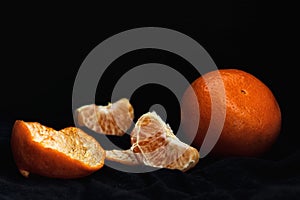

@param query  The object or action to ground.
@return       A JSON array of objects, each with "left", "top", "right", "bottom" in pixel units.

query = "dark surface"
[
  {"left": 1, "top": 2, "right": 299, "bottom": 200},
  {"left": 1, "top": 119, "right": 300, "bottom": 200}
]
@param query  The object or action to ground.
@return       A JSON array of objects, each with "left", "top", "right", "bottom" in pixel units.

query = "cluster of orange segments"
[{"left": 11, "top": 69, "right": 281, "bottom": 179}]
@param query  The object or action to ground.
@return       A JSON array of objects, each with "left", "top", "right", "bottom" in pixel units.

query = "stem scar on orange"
[{"left": 181, "top": 69, "right": 281, "bottom": 157}]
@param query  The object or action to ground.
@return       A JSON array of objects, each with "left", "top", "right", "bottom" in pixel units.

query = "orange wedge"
[
  {"left": 76, "top": 98, "right": 134, "bottom": 136},
  {"left": 106, "top": 112, "right": 199, "bottom": 172},
  {"left": 11, "top": 120, "right": 105, "bottom": 179}
]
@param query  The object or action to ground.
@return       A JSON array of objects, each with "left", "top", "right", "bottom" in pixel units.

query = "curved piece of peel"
[
  {"left": 11, "top": 120, "right": 105, "bottom": 179},
  {"left": 106, "top": 112, "right": 199, "bottom": 172},
  {"left": 76, "top": 98, "right": 134, "bottom": 136}
]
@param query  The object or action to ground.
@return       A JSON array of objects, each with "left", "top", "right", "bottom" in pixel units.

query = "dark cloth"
[{"left": 1, "top": 119, "right": 299, "bottom": 200}]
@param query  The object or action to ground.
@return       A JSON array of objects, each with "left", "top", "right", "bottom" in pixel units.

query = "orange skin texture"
[
  {"left": 181, "top": 69, "right": 281, "bottom": 157},
  {"left": 11, "top": 120, "right": 105, "bottom": 179}
]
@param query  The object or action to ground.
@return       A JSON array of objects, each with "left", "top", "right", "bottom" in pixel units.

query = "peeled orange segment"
[
  {"left": 105, "top": 149, "right": 143, "bottom": 165},
  {"left": 105, "top": 112, "right": 200, "bottom": 172},
  {"left": 76, "top": 98, "right": 134, "bottom": 136},
  {"left": 131, "top": 112, "right": 199, "bottom": 171},
  {"left": 11, "top": 120, "right": 105, "bottom": 179},
  {"left": 106, "top": 146, "right": 199, "bottom": 172}
]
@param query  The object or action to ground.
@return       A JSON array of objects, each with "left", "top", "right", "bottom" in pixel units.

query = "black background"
[{"left": 1, "top": 2, "right": 299, "bottom": 200}]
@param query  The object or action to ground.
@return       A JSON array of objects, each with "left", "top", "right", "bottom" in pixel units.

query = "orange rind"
[{"left": 11, "top": 120, "right": 105, "bottom": 179}]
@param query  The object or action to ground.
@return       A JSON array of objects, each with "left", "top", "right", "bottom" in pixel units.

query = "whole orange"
[{"left": 181, "top": 69, "right": 281, "bottom": 157}]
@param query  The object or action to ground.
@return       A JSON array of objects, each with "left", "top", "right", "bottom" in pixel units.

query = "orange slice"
[
  {"left": 105, "top": 149, "right": 143, "bottom": 166},
  {"left": 11, "top": 120, "right": 105, "bottom": 179},
  {"left": 106, "top": 112, "right": 199, "bottom": 172},
  {"left": 76, "top": 98, "right": 134, "bottom": 136}
]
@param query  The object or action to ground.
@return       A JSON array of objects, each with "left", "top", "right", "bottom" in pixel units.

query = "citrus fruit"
[
  {"left": 106, "top": 112, "right": 199, "bottom": 172},
  {"left": 76, "top": 98, "right": 134, "bottom": 136},
  {"left": 11, "top": 120, "right": 105, "bottom": 179},
  {"left": 181, "top": 69, "right": 281, "bottom": 157}
]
